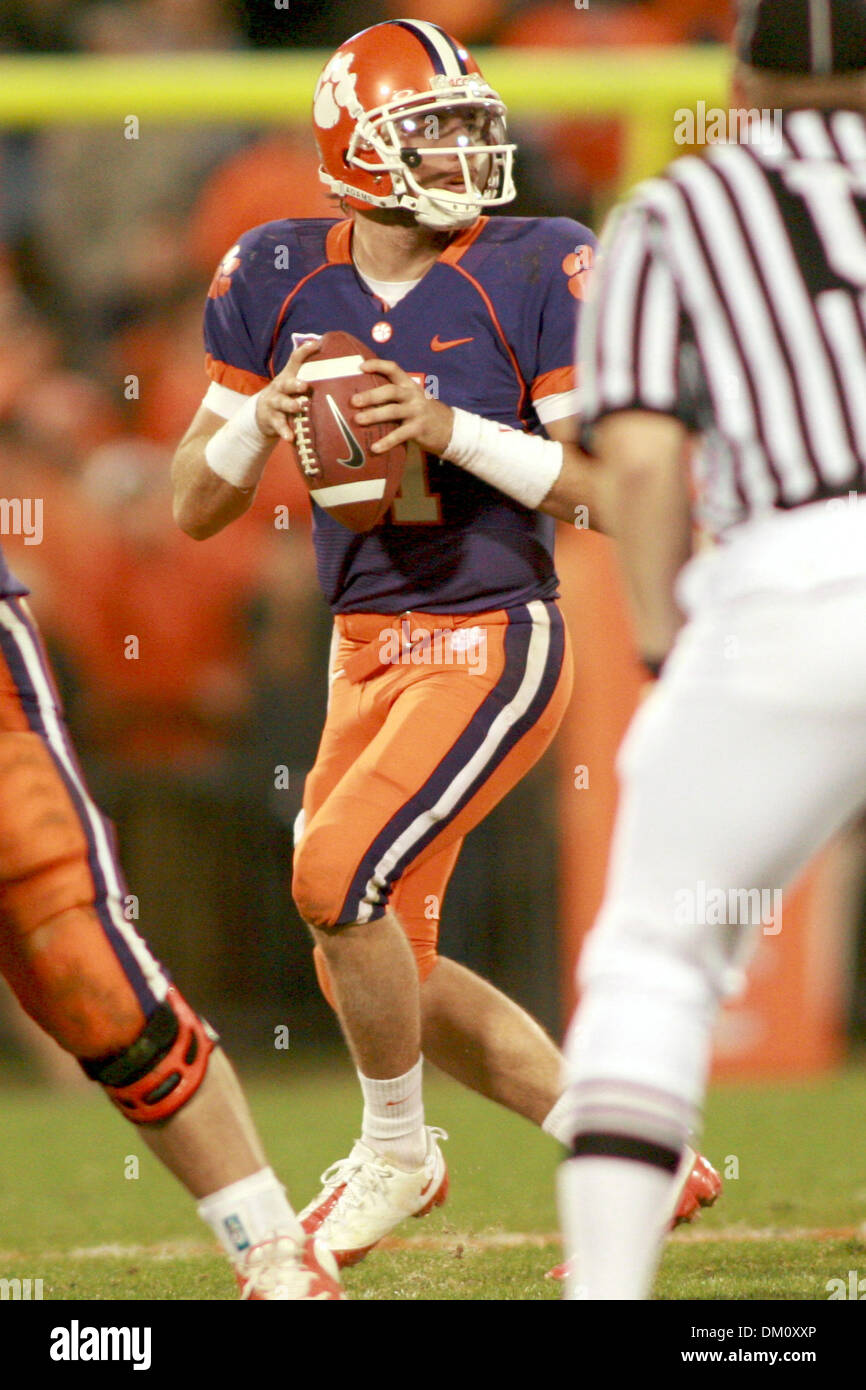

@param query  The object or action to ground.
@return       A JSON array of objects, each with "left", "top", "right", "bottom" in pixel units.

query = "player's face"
[{"left": 393, "top": 105, "right": 500, "bottom": 193}]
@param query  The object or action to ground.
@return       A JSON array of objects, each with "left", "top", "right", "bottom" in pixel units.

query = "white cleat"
[
  {"left": 235, "top": 1233, "right": 345, "bottom": 1300},
  {"left": 299, "top": 1126, "right": 449, "bottom": 1268}
]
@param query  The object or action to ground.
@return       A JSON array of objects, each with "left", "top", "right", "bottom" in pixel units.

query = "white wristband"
[
  {"left": 442, "top": 408, "right": 563, "bottom": 510},
  {"left": 204, "top": 390, "right": 270, "bottom": 491}
]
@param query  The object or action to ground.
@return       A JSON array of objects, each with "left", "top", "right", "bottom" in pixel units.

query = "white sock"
[
  {"left": 359, "top": 1057, "right": 426, "bottom": 1169},
  {"left": 197, "top": 1167, "right": 304, "bottom": 1259},
  {"left": 541, "top": 1091, "right": 575, "bottom": 1146},
  {"left": 557, "top": 1156, "right": 675, "bottom": 1299}
]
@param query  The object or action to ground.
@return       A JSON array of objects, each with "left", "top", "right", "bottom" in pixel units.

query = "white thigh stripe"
[{"left": 356, "top": 600, "right": 552, "bottom": 923}]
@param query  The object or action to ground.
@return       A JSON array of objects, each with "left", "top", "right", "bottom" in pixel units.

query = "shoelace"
[
  {"left": 316, "top": 1127, "right": 448, "bottom": 1215},
  {"left": 317, "top": 1156, "right": 393, "bottom": 1213}
]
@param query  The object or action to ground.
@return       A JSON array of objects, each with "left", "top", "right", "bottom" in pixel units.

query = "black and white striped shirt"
[{"left": 579, "top": 108, "right": 866, "bottom": 535}]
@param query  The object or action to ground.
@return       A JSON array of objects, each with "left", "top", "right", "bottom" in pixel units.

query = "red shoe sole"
[{"left": 671, "top": 1156, "right": 723, "bottom": 1228}]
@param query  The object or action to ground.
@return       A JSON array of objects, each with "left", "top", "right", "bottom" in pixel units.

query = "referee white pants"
[{"left": 565, "top": 500, "right": 866, "bottom": 1147}]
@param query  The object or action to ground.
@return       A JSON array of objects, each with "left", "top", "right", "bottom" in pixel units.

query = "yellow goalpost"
[{"left": 0, "top": 45, "right": 729, "bottom": 190}]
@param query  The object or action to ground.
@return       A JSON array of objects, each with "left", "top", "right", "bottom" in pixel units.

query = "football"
[{"left": 293, "top": 331, "right": 406, "bottom": 532}]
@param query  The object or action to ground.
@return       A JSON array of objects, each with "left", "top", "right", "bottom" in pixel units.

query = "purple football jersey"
[{"left": 205, "top": 215, "right": 594, "bottom": 614}]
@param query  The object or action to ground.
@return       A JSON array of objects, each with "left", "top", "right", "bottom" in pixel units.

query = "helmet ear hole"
[{"left": 341, "top": 148, "right": 351, "bottom": 169}]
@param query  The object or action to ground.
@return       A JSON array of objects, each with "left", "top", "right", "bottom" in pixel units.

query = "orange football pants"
[
  {"left": 0, "top": 597, "right": 166, "bottom": 1057},
  {"left": 291, "top": 600, "right": 572, "bottom": 1004}
]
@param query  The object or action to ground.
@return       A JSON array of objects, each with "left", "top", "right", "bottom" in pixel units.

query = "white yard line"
[{"left": 1, "top": 1224, "right": 864, "bottom": 1262}]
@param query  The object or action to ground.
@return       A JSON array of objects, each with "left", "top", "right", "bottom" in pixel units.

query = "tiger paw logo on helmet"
[{"left": 314, "top": 51, "right": 360, "bottom": 131}]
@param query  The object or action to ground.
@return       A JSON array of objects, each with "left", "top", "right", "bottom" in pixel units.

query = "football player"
[
  {"left": 172, "top": 19, "right": 719, "bottom": 1270},
  {"left": 0, "top": 581, "right": 341, "bottom": 1298}
]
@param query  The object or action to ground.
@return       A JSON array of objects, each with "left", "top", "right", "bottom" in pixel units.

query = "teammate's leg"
[
  {"left": 137, "top": 1046, "right": 266, "bottom": 1197},
  {"left": 559, "top": 587, "right": 866, "bottom": 1298},
  {"left": 0, "top": 598, "right": 342, "bottom": 1300}
]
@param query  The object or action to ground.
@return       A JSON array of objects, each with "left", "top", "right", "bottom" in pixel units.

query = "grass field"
[{"left": 2, "top": 1052, "right": 866, "bottom": 1302}]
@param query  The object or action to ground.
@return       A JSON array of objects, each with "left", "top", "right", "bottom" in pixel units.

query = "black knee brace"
[{"left": 81, "top": 988, "right": 218, "bottom": 1124}]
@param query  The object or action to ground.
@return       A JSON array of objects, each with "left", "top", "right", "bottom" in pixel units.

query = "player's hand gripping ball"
[{"left": 292, "top": 332, "right": 407, "bottom": 532}]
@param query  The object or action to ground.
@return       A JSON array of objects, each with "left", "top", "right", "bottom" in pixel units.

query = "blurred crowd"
[
  {"left": 0, "top": 0, "right": 731, "bottom": 1062},
  {"left": 1, "top": 0, "right": 731, "bottom": 52}
]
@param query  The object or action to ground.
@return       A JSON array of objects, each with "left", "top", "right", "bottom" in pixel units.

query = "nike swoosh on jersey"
[
  {"left": 326, "top": 394, "right": 365, "bottom": 468},
  {"left": 430, "top": 335, "right": 475, "bottom": 352}
]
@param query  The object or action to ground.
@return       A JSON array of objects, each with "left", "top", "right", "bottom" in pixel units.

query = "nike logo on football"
[
  {"left": 325, "top": 393, "right": 365, "bottom": 469},
  {"left": 430, "top": 334, "right": 475, "bottom": 352}
]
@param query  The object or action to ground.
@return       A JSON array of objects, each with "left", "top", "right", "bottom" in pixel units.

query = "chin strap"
[{"left": 414, "top": 198, "right": 481, "bottom": 230}]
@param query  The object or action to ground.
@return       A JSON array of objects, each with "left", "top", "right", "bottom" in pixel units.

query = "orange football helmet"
[{"left": 313, "top": 19, "right": 516, "bottom": 231}]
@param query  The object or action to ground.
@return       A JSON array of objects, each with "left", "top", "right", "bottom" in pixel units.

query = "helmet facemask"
[{"left": 323, "top": 87, "right": 516, "bottom": 230}]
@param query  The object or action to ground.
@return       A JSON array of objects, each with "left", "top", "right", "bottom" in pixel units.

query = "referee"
[{"left": 558, "top": 0, "right": 866, "bottom": 1299}]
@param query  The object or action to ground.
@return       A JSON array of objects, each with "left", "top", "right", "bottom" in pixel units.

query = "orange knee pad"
[
  {"left": 0, "top": 734, "right": 149, "bottom": 1057},
  {"left": 0, "top": 903, "right": 150, "bottom": 1058},
  {"left": 0, "top": 731, "right": 170, "bottom": 1063},
  {"left": 0, "top": 732, "right": 96, "bottom": 932}
]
